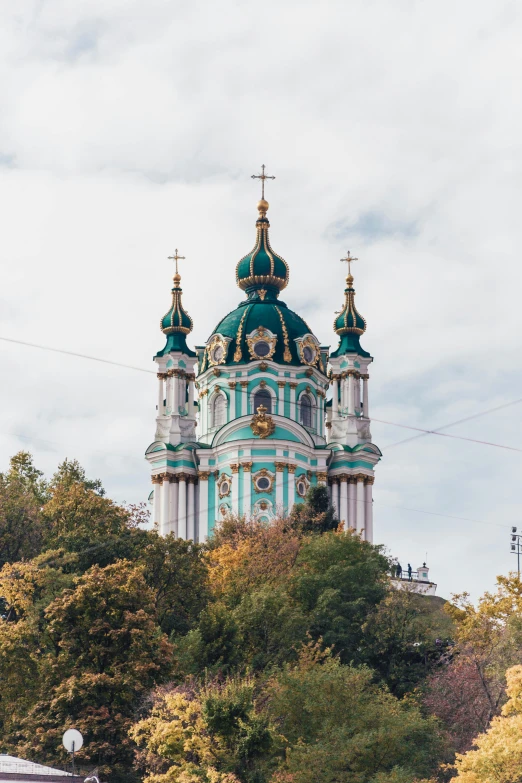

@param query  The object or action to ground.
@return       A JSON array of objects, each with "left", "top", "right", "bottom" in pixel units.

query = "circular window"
[
  {"left": 256, "top": 476, "right": 271, "bottom": 491},
  {"left": 213, "top": 345, "right": 224, "bottom": 362},
  {"left": 297, "top": 481, "right": 307, "bottom": 497},
  {"left": 303, "top": 345, "right": 315, "bottom": 363},
  {"left": 254, "top": 341, "right": 270, "bottom": 357}
]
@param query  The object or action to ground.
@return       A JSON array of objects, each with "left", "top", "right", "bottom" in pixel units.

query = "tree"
[
  {"left": 268, "top": 642, "right": 444, "bottom": 783},
  {"left": 288, "top": 485, "right": 338, "bottom": 534},
  {"left": 453, "top": 664, "right": 522, "bottom": 783},
  {"left": 9, "top": 560, "right": 172, "bottom": 783},
  {"left": 0, "top": 453, "right": 49, "bottom": 566},
  {"left": 132, "top": 677, "right": 276, "bottom": 783}
]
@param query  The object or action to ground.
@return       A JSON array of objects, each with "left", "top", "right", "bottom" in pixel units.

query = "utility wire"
[{"left": 2, "top": 334, "right": 521, "bottom": 454}]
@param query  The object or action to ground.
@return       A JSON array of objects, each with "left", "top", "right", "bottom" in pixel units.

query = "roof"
[{"left": 0, "top": 756, "right": 84, "bottom": 782}]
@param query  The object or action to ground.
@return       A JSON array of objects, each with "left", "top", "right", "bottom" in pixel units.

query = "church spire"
[
  {"left": 330, "top": 251, "right": 370, "bottom": 359},
  {"left": 235, "top": 165, "right": 289, "bottom": 300},
  {"left": 156, "top": 250, "right": 196, "bottom": 358}
]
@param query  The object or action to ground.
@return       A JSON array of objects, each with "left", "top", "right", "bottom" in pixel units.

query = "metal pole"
[
  {"left": 72, "top": 741, "right": 75, "bottom": 776},
  {"left": 518, "top": 542, "right": 520, "bottom": 577}
]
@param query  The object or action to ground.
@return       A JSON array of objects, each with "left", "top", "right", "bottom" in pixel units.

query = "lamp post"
[{"left": 510, "top": 527, "right": 522, "bottom": 576}]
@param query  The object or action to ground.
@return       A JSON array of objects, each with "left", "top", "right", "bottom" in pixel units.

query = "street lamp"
[{"left": 510, "top": 527, "right": 522, "bottom": 576}]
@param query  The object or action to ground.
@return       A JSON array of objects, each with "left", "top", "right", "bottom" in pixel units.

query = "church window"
[
  {"left": 297, "top": 479, "right": 308, "bottom": 497},
  {"left": 303, "top": 345, "right": 315, "bottom": 363},
  {"left": 300, "top": 394, "right": 313, "bottom": 428},
  {"left": 254, "top": 340, "right": 270, "bottom": 358},
  {"left": 212, "top": 345, "right": 224, "bottom": 363},
  {"left": 253, "top": 388, "right": 272, "bottom": 414},
  {"left": 212, "top": 394, "right": 226, "bottom": 428},
  {"left": 256, "top": 476, "right": 270, "bottom": 491}
]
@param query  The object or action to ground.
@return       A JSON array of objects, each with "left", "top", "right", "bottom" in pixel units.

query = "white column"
[
  {"left": 332, "top": 377, "right": 339, "bottom": 417},
  {"left": 231, "top": 464, "right": 240, "bottom": 513},
  {"left": 348, "top": 478, "right": 356, "bottom": 528},
  {"left": 277, "top": 381, "right": 286, "bottom": 415},
  {"left": 165, "top": 375, "right": 171, "bottom": 413},
  {"left": 331, "top": 479, "right": 339, "bottom": 517},
  {"left": 356, "top": 475, "right": 365, "bottom": 535},
  {"left": 243, "top": 463, "right": 252, "bottom": 516},
  {"left": 355, "top": 375, "right": 361, "bottom": 414},
  {"left": 289, "top": 383, "right": 297, "bottom": 420},
  {"left": 198, "top": 473, "right": 209, "bottom": 541},
  {"left": 188, "top": 376, "right": 195, "bottom": 418},
  {"left": 172, "top": 371, "right": 179, "bottom": 414},
  {"left": 160, "top": 475, "right": 170, "bottom": 536},
  {"left": 347, "top": 373, "right": 355, "bottom": 415},
  {"left": 288, "top": 466, "right": 296, "bottom": 512},
  {"left": 157, "top": 375, "right": 164, "bottom": 415},
  {"left": 178, "top": 476, "right": 187, "bottom": 539},
  {"left": 187, "top": 478, "right": 195, "bottom": 541},
  {"left": 339, "top": 477, "right": 348, "bottom": 527},
  {"left": 152, "top": 477, "right": 161, "bottom": 527},
  {"left": 362, "top": 376, "right": 369, "bottom": 418},
  {"left": 275, "top": 463, "right": 284, "bottom": 513},
  {"left": 341, "top": 375, "right": 346, "bottom": 411},
  {"left": 179, "top": 375, "right": 186, "bottom": 413},
  {"left": 169, "top": 478, "right": 178, "bottom": 536},
  {"left": 229, "top": 383, "right": 236, "bottom": 420},
  {"left": 365, "top": 478, "right": 373, "bottom": 543}
]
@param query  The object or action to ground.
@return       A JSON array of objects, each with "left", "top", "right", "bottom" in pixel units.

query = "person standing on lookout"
[
  {"left": 396, "top": 563, "right": 402, "bottom": 579},
  {"left": 407, "top": 563, "right": 413, "bottom": 581}
]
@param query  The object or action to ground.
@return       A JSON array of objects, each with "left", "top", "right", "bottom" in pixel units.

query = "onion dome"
[
  {"left": 235, "top": 200, "right": 289, "bottom": 297},
  {"left": 330, "top": 271, "right": 371, "bottom": 359},
  {"left": 155, "top": 266, "right": 196, "bottom": 358}
]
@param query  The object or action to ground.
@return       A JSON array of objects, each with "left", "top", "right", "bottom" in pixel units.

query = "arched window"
[
  {"left": 253, "top": 388, "right": 272, "bottom": 414},
  {"left": 212, "top": 394, "right": 226, "bottom": 428},
  {"left": 300, "top": 394, "right": 313, "bottom": 428}
]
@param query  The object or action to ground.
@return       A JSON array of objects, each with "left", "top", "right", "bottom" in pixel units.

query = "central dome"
[{"left": 235, "top": 200, "right": 289, "bottom": 294}]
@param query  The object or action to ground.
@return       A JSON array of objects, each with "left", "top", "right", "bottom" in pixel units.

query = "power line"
[
  {"left": 2, "top": 333, "right": 521, "bottom": 455},
  {"left": 379, "top": 397, "right": 522, "bottom": 450},
  {"left": 0, "top": 336, "right": 155, "bottom": 375}
]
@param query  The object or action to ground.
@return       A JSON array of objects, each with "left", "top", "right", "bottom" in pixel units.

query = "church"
[{"left": 146, "top": 169, "right": 382, "bottom": 542}]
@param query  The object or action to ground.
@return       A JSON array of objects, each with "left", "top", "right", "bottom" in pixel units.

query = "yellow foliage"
[{"left": 453, "top": 665, "right": 522, "bottom": 783}]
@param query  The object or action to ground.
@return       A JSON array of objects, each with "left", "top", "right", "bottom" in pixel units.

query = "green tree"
[
  {"left": 0, "top": 453, "right": 49, "bottom": 566},
  {"left": 288, "top": 485, "right": 338, "bottom": 534},
  {"left": 268, "top": 643, "right": 444, "bottom": 783},
  {"left": 10, "top": 560, "right": 172, "bottom": 782}
]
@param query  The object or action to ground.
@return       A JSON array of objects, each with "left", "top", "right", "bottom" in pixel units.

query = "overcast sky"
[{"left": 0, "top": 0, "right": 520, "bottom": 601}]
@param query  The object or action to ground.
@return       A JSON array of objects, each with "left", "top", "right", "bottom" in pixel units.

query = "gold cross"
[
  {"left": 340, "top": 250, "right": 359, "bottom": 277},
  {"left": 251, "top": 164, "right": 275, "bottom": 200},
  {"left": 168, "top": 249, "right": 185, "bottom": 275}
]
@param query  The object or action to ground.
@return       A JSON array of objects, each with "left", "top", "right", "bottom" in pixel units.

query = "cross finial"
[
  {"left": 168, "top": 249, "right": 185, "bottom": 276},
  {"left": 340, "top": 250, "right": 359, "bottom": 278},
  {"left": 251, "top": 164, "right": 275, "bottom": 200}
]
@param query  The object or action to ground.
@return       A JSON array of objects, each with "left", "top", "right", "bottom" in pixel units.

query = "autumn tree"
[
  {"left": 0, "top": 452, "right": 49, "bottom": 566},
  {"left": 9, "top": 560, "right": 172, "bottom": 782},
  {"left": 453, "top": 664, "right": 522, "bottom": 783}
]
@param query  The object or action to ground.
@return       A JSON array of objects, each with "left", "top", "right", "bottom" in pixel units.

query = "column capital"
[
  {"left": 348, "top": 475, "right": 358, "bottom": 484},
  {"left": 356, "top": 473, "right": 366, "bottom": 483},
  {"left": 197, "top": 471, "right": 210, "bottom": 481},
  {"left": 230, "top": 463, "right": 240, "bottom": 473},
  {"left": 305, "top": 367, "right": 314, "bottom": 377},
  {"left": 277, "top": 380, "right": 286, "bottom": 388},
  {"left": 157, "top": 372, "right": 167, "bottom": 380},
  {"left": 213, "top": 368, "right": 222, "bottom": 377},
  {"left": 361, "top": 373, "right": 370, "bottom": 380},
  {"left": 287, "top": 464, "right": 296, "bottom": 474},
  {"left": 325, "top": 421, "right": 332, "bottom": 429},
  {"left": 339, "top": 474, "right": 349, "bottom": 483},
  {"left": 241, "top": 461, "right": 253, "bottom": 472},
  {"left": 289, "top": 382, "right": 298, "bottom": 389},
  {"left": 187, "top": 475, "right": 198, "bottom": 484},
  {"left": 275, "top": 461, "right": 287, "bottom": 472},
  {"left": 168, "top": 474, "right": 179, "bottom": 484},
  {"left": 364, "top": 476, "right": 375, "bottom": 485},
  {"left": 151, "top": 474, "right": 162, "bottom": 484},
  {"left": 240, "top": 380, "right": 249, "bottom": 388},
  {"left": 177, "top": 473, "right": 188, "bottom": 482},
  {"left": 316, "top": 472, "right": 328, "bottom": 483},
  {"left": 228, "top": 381, "right": 237, "bottom": 388}
]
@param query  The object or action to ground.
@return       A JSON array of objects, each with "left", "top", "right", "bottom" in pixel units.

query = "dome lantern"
[
  {"left": 330, "top": 251, "right": 370, "bottom": 359},
  {"left": 156, "top": 249, "right": 196, "bottom": 358}
]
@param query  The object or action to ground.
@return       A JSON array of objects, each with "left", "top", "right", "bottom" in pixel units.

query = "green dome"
[
  {"left": 235, "top": 201, "right": 289, "bottom": 294},
  {"left": 155, "top": 272, "right": 196, "bottom": 358},
  {"left": 201, "top": 291, "right": 324, "bottom": 371},
  {"left": 330, "top": 273, "right": 370, "bottom": 359},
  {"left": 161, "top": 274, "right": 193, "bottom": 335},
  {"left": 333, "top": 274, "right": 366, "bottom": 335}
]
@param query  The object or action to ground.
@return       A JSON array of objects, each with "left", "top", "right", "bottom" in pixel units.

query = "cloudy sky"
[{"left": 0, "top": 0, "right": 520, "bottom": 601}]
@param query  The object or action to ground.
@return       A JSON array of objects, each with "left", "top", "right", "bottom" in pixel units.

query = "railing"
[{"left": 392, "top": 569, "right": 431, "bottom": 584}]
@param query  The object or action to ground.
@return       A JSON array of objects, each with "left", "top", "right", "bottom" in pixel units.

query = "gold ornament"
[{"left": 250, "top": 405, "right": 276, "bottom": 439}]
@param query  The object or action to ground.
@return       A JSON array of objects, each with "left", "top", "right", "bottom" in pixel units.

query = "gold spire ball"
[{"left": 168, "top": 249, "right": 185, "bottom": 286}]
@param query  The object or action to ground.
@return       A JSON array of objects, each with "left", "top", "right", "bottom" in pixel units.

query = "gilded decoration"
[
  {"left": 207, "top": 335, "right": 231, "bottom": 366},
  {"left": 274, "top": 306, "right": 292, "bottom": 362},
  {"left": 246, "top": 326, "right": 277, "bottom": 361},
  {"left": 250, "top": 405, "right": 276, "bottom": 439},
  {"left": 296, "top": 334, "right": 320, "bottom": 367},
  {"left": 295, "top": 474, "right": 310, "bottom": 498},
  {"left": 217, "top": 473, "right": 232, "bottom": 498},
  {"left": 252, "top": 468, "right": 275, "bottom": 494},
  {"left": 233, "top": 306, "right": 251, "bottom": 362}
]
